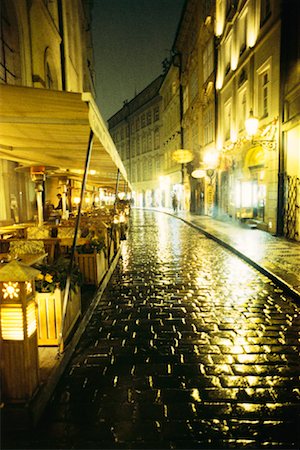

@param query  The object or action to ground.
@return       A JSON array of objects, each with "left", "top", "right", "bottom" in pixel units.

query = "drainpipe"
[{"left": 57, "top": 0, "right": 66, "bottom": 90}]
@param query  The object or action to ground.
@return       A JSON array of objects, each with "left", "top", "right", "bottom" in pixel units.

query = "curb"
[{"left": 154, "top": 209, "right": 300, "bottom": 303}]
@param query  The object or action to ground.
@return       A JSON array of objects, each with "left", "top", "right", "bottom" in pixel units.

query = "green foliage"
[{"left": 35, "top": 256, "right": 83, "bottom": 293}]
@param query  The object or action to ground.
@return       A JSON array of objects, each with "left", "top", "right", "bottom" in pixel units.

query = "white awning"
[{"left": 0, "top": 85, "right": 128, "bottom": 188}]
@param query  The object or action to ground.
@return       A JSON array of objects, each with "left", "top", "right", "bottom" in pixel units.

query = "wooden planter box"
[
  {"left": 75, "top": 250, "right": 107, "bottom": 285},
  {"left": 36, "top": 286, "right": 81, "bottom": 346}
]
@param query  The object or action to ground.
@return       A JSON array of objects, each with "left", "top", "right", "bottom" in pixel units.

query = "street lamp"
[{"left": 245, "top": 110, "right": 277, "bottom": 150}]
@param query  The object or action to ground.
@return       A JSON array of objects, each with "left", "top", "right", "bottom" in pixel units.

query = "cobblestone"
[{"left": 3, "top": 210, "right": 300, "bottom": 449}]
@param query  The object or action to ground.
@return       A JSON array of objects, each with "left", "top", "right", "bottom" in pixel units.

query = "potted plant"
[
  {"left": 75, "top": 233, "right": 108, "bottom": 285},
  {"left": 35, "top": 257, "right": 83, "bottom": 345}
]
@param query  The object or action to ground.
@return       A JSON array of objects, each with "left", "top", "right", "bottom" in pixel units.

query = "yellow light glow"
[
  {"left": 245, "top": 110, "right": 259, "bottom": 137},
  {"left": 172, "top": 149, "right": 193, "bottom": 164},
  {"left": 89, "top": 169, "right": 96, "bottom": 175},
  {"left": 73, "top": 197, "right": 80, "bottom": 205},
  {"left": 1, "top": 305, "right": 24, "bottom": 340},
  {"left": 2, "top": 282, "right": 20, "bottom": 300},
  {"left": 203, "top": 151, "right": 219, "bottom": 169},
  {"left": 159, "top": 176, "right": 170, "bottom": 190},
  {"left": 26, "top": 301, "right": 37, "bottom": 337},
  {"left": 191, "top": 169, "right": 206, "bottom": 179},
  {"left": 26, "top": 281, "right": 32, "bottom": 295}
]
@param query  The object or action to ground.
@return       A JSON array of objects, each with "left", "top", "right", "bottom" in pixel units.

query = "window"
[
  {"left": 260, "top": 0, "right": 271, "bottom": 26},
  {"left": 148, "top": 159, "right": 152, "bottom": 180},
  {"left": 238, "top": 12, "right": 247, "bottom": 55},
  {"left": 203, "top": 107, "right": 214, "bottom": 145},
  {"left": 154, "top": 129, "right": 160, "bottom": 149},
  {"left": 141, "top": 114, "right": 146, "bottom": 128},
  {"left": 258, "top": 68, "right": 270, "bottom": 118},
  {"left": 190, "top": 70, "right": 198, "bottom": 102},
  {"left": 0, "top": 1, "right": 20, "bottom": 84},
  {"left": 224, "top": 100, "right": 232, "bottom": 141},
  {"left": 154, "top": 106, "right": 159, "bottom": 121},
  {"left": 142, "top": 135, "right": 146, "bottom": 153},
  {"left": 203, "top": 39, "right": 214, "bottom": 82},
  {"left": 147, "top": 111, "right": 152, "bottom": 125},
  {"left": 46, "top": 62, "right": 53, "bottom": 89},
  {"left": 147, "top": 133, "right": 152, "bottom": 151},
  {"left": 136, "top": 117, "right": 140, "bottom": 131},
  {"left": 136, "top": 136, "right": 140, "bottom": 155},
  {"left": 183, "top": 85, "right": 189, "bottom": 113},
  {"left": 238, "top": 89, "right": 247, "bottom": 131},
  {"left": 224, "top": 35, "right": 232, "bottom": 76}
]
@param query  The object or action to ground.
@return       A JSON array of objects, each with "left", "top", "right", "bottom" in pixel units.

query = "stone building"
[
  {"left": 159, "top": 63, "right": 183, "bottom": 210},
  {"left": 279, "top": 0, "right": 300, "bottom": 240},
  {"left": 0, "top": 0, "right": 126, "bottom": 225},
  {"left": 108, "top": 76, "right": 164, "bottom": 208},
  {"left": 172, "top": 0, "right": 216, "bottom": 215},
  {"left": 215, "top": 0, "right": 282, "bottom": 233}
]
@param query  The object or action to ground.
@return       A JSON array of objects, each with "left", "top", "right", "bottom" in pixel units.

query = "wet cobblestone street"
[{"left": 3, "top": 210, "right": 300, "bottom": 449}]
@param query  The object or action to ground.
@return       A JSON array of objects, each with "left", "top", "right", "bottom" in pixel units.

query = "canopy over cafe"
[{"left": 0, "top": 84, "right": 130, "bottom": 428}]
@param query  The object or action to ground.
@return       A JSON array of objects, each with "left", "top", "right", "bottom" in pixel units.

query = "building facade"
[
  {"left": 215, "top": 0, "right": 281, "bottom": 234},
  {"left": 279, "top": 0, "right": 300, "bottom": 240},
  {"left": 159, "top": 63, "right": 183, "bottom": 210},
  {"left": 108, "top": 76, "right": 164, "bottom": 208},
  {"left": 171, "top": 0, "right": 216, "bottom": 215},
  {"left": 0, "top": 0, "right": 96, "bottom": 225}
]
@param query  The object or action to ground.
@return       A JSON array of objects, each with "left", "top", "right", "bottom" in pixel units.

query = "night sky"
[{"left": 91, "top": 0, "right": 185, "bottom": 122}]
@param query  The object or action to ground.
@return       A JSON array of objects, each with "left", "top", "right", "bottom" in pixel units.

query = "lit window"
[
  {"left": 183, "top": 85, "right": 189, "bottom": 113},
  {"left": 258, "top": 68, "right": 270, "bottom": 118},
  {"left": 203, "top": 107, "right": 214, "bottom": 145},
  {"left": 203, "top": 39, "right": 214, "bottom": 82},
  {"left": 224, "top": 100, "right": 232, "bottom": 141},
  {"left": 238, "top": 89, "right": 247, "bottom": 131}
]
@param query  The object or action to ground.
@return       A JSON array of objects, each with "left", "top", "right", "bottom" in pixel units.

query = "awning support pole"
[
  {"left": 57, "top": 129, "right": 94, "bottom": 356},
  {"left": 114, "top": 168, "right": 120, "bottom": 214},
  {"left": 108, "top": 169, "right": 120, "bottom": 265}
]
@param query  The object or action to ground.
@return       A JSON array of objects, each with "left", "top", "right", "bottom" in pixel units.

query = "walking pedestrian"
[{"left": 172, "top": 192, "right": 178, "bottom": 213}]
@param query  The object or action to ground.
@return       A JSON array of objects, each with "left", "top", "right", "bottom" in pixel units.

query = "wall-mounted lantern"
[
  {"left": 0, "top": 261, "right": 40, "bottom": 402},
  {"left": 245, "top": 110, "right": 277, "bottom": 150}
]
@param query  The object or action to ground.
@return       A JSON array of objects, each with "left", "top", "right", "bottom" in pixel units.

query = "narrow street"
[{"left": 4, "top": 209, "right": 300, "bottom": 449}]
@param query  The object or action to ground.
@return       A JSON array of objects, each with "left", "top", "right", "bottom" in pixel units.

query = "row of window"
[
  {"left": 118, "top": 128, "right": 161, "bottom": 160},
  {"left": 223, "top": 65, "right": 270, "bottom": 141},
  {"left": 129, "top": 156, "right": 161, "bottom": 183},
  {"left": 221, "top": 0, "right": 271, "bottom": 80}
]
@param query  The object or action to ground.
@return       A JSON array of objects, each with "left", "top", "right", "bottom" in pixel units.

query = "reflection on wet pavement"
[{"left": 3, "top": 210, "right": 300, "bottom": 449}]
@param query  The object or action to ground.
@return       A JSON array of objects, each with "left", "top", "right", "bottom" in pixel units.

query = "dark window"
[
  {"left": 0, "top": 2, "right": 19, "bottom": 83},
  {"left": 260, "top": 0, "right": 271, "bottom": 27}
]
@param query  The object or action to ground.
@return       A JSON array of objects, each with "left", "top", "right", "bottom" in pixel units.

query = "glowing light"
[
  {"left": 172, "top": 149, "right": 193, "bottom": 164},
  {"left": 1, "top": 306, "right": 24, "bottom": 340},
  {"left": 245, "top": 109, "right": 259, "bottom": 137},
  {"left": 2, "top": 282, "right": 20, "bottom": 300},
  {"left": 119, "top": 212, "right": 126, "bottom": 223},
  {"left": 26, "top": 281, "right": 32, "bottom": 295},
  {"left": 191, "top": 388, "right": 201, "bottom": 402},
  {"left": 203, "top": 151, "right": 219, "bottom": 169},
  {"left": 26, "top": 301, "right": 37, "bottom": 337},
  {"left": 73, "top": 197, "right": 80, "bottom": 205},
  {"left": 191, "top": 169, "right": 206, "bottom": 179},
  {"left": 89, "top": 169, "right": 96, "bottom": 175}
]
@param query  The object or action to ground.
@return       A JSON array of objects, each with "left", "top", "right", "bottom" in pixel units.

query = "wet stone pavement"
[{"left": 3, "top": 210, "right": 300, "bottom": 449}]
